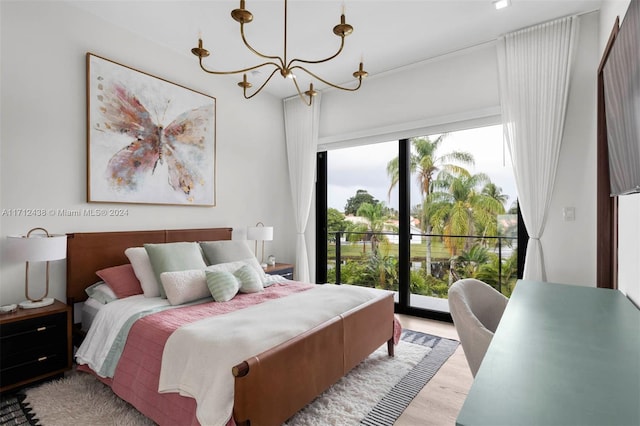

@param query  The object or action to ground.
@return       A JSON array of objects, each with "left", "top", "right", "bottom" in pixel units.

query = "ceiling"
[{"left": 68, "top": 0, "right": 603, "bottom": 99}]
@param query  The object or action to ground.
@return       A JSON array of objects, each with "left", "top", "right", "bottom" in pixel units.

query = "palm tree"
[
  {"left": 477, "top": 182, "right": 509, "bottom": 241},
  {"left": 356, "top": 202, "right": 388, "bottom": 254},
  {"left": 345, "top": 221, "right": 369, "bottom": 253},
  {"left": 386, "top": 135, "right": 474, "bottom": 275},
  {"left": 476, "top": 250, "right": 519, "bottom": 297},
  {"left": 481, "top": 182, "right": 509, "bottom": 206},
  {"left": 451, "top": 244, "right": 491, "bottom": 282},
  {"left": 427, "top": 171, "right": 506, "bottom": 256}
]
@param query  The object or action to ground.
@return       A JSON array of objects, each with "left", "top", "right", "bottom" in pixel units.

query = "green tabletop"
[{"left": 456, "top": 280, "right": 640, "bottom": 426}]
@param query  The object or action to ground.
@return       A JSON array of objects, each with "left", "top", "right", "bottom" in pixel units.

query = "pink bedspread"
[{"left": 82, "top": 282, "right": 314, "bottom": 426}]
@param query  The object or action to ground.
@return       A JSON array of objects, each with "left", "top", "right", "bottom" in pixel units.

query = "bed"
[{"left": 66, "top": 227, "right": 397, "bottom": 426}]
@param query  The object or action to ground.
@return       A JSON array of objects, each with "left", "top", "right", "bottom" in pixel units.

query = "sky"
[{"left": 327, "top": 124, "right": 517, "bottom": 213}]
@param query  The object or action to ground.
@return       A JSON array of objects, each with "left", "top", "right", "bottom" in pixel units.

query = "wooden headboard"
[{"left": 66, "top": 227, "right": 233, "bottom": 305}]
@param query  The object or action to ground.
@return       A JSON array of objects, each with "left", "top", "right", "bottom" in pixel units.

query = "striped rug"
[
  {"left": 0, "top": 393, "right": 39, "bottom": 426},
  {"left": 361, "top": 330, "right": 460, "bottom": 426}
]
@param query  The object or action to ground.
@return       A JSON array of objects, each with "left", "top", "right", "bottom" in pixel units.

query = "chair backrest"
[{"left": 448, "top": 278, "right": 509, "bottom": 377}]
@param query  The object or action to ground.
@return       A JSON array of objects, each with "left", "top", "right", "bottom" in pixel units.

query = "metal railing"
[{"left": 327, "top": 231, "right": 517, "bottom": 297}]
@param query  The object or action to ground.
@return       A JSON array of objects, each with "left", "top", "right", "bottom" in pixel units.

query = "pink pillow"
[{"left": 96, "top": 264, "right": 143, "bottom": 299}]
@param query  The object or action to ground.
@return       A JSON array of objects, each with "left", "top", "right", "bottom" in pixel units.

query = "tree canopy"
[{"left": 344, "top": 189, "right": 379, "bottom": 216}]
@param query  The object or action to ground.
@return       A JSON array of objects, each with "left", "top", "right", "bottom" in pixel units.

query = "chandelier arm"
[
  {"left": 240, "top": 24, "right": 286, "bottom": 69},
  {"left": 290, "top": 65, "right": 364, "bottom": 92},
  {"left": 286, "top": 36, "right": 347, "bottom": 68},
  {"left": 291, "top": 76, "right": 313, "bottom": 106},
  {"left": 242, "top": 67, "right": 281, "bottom": 100},
  {"left": 198, "top": 57, "right": 281, "bottom": 76}
]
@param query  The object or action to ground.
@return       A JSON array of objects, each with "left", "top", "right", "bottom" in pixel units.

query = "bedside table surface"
[
  {"left": 264, "top": 263, "right": 294, "bottom": 274},
  {"left": 0, "top": 299, "right": 70, "bottom": 324}
]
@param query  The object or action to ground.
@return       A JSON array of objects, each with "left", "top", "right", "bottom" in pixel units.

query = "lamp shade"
[
  {"left": 247, "top": 226, "right": 273, "bottom": 241},
  {"left": 7, "top": 232, "right": 67, "bottom": 262}
]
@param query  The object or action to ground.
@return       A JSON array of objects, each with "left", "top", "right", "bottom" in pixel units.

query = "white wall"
[
  {"left": 0, "top": 1, "right": 294, "bottom": 305},
  {"left": 544, "top": 11, "right": 599, "bottom": 286},
  {"left": 317, "top": 13, "right": 600, "bottom": 287},
  {"left": 599, "top": 0, "right": 639, "bottom": 306}
]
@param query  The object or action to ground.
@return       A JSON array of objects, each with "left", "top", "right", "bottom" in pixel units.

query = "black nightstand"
[
  {"left": 0, "top": 299, "right": 72, "bottom": 393},
  {"left": 264, "top": 263, "right": 294, "bottom": 280}
]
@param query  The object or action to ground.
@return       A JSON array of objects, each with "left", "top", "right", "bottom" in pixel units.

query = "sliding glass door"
[{"left": 316, "top": 125, "right": 519, "bottom": 319}]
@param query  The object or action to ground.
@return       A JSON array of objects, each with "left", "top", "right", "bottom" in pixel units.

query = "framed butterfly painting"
[{"left": 87, "top": 53, "right": 216, "bottom": 206}]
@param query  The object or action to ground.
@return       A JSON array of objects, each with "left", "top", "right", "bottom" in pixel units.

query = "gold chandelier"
[{"left": 191, "top": 0, "right": 367, "bottom": 106}]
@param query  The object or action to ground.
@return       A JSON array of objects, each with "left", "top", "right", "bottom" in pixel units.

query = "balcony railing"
[{"left": 327, "top": 231, "right": 518, "bottom": 298}]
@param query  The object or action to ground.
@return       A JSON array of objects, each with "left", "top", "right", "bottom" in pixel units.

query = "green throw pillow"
[
  {"left": 144, "top": 242, "right": 207, "bottom": 298},
  {"left": 199, "top": 240, "right": 254, "bottom": 265},
  {"left": 234, "top": 264, "right": 264, "bottom": 294},
  {"left": 206, "top": 270, "right": 241, "bottom": 302}
]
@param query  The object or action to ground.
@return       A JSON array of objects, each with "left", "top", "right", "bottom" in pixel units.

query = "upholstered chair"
[{"left": 448, "top": 278, "right": 509, "bottom": 377}]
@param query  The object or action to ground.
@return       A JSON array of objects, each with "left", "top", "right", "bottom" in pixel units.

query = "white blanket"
[
  {"left": 75, "top": 295, "right": 170, "bottom": 377},
  {"left": 158, "top": 284, "right": 386, "bottom": 426}
]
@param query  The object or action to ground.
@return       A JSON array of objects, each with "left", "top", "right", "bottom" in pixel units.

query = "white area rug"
[{"left": 23, "top": 330, "right": 457, "bottom": 426}]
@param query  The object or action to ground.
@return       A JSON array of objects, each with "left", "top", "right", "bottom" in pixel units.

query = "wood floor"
[{"left": 394, "top": 314, "right": 473, "bottom": 426}]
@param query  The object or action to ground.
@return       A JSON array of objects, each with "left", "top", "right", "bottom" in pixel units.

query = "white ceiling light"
[{"left": 493, "top": 0, "right": 511, "bottom": 10}]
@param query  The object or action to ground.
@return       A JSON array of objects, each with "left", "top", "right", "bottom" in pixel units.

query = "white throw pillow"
[
  {"left": 160, "top": 269, "right": 210, "bottom": 306},
  {"left": 125, "top": 247, "right": 161, "bottom": 298}
]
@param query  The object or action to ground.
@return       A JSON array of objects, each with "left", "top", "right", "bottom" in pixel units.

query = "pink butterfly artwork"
[{"left": 88, "top": 54, "right": 215, "bottom": 205}]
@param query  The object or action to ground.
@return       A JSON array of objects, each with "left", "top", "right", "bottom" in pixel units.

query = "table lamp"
[
  {"left": 7, "top": 227, "right": 67, "bottom": 309},
  {"left": 247, "top": 222, "right": 273, "bottom": 266}
]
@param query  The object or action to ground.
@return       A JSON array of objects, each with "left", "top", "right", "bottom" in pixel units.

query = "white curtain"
[
  {"left": 497, "top": 16, "right": 578, "bottom": 281},
  {"left": 283, "top": 93, "right": 322, "bottom": 283}
]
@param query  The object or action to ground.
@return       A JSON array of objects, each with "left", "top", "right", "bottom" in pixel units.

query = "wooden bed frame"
[{"left": 66, "top": 227, "right": 395, "bottom": 426}]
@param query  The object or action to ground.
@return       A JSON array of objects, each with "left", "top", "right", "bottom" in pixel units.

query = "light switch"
[{"left": 563, "top": 207, "right": 575, "bottom": 221}]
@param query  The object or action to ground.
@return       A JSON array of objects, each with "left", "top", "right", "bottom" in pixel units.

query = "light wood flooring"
[{"left": 394, "top": 314, "right": 473, "bottom": 426}]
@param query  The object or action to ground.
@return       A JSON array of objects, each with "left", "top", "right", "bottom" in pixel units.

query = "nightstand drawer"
[
  {"left": 1, "top": 312, "right": 66, "bottom": 354},
  {"left": 0, "top": 312, "right": 67, "bottom": 346},
  {"left": 1, "top": 351, "right": 66, "bottom": 387}
]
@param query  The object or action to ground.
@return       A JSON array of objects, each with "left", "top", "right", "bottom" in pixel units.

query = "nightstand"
[
  {"left": 264, "top": 263, "right": 294, "bottom": 279},
  {"left": 0, "top": 299, "right": 72, "bottom": 393}
]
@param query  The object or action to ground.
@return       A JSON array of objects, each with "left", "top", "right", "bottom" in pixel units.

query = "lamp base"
[{"left": 19, "top": 297, "right": 54, "bottom": 309}]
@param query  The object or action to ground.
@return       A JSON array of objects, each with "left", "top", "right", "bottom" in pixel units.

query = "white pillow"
[
  {"left": 125, "top": 247, "right": 161, "bottom": 297},
  {"left": 160, "top": 269, "right": 210, "bottom": 306}
]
